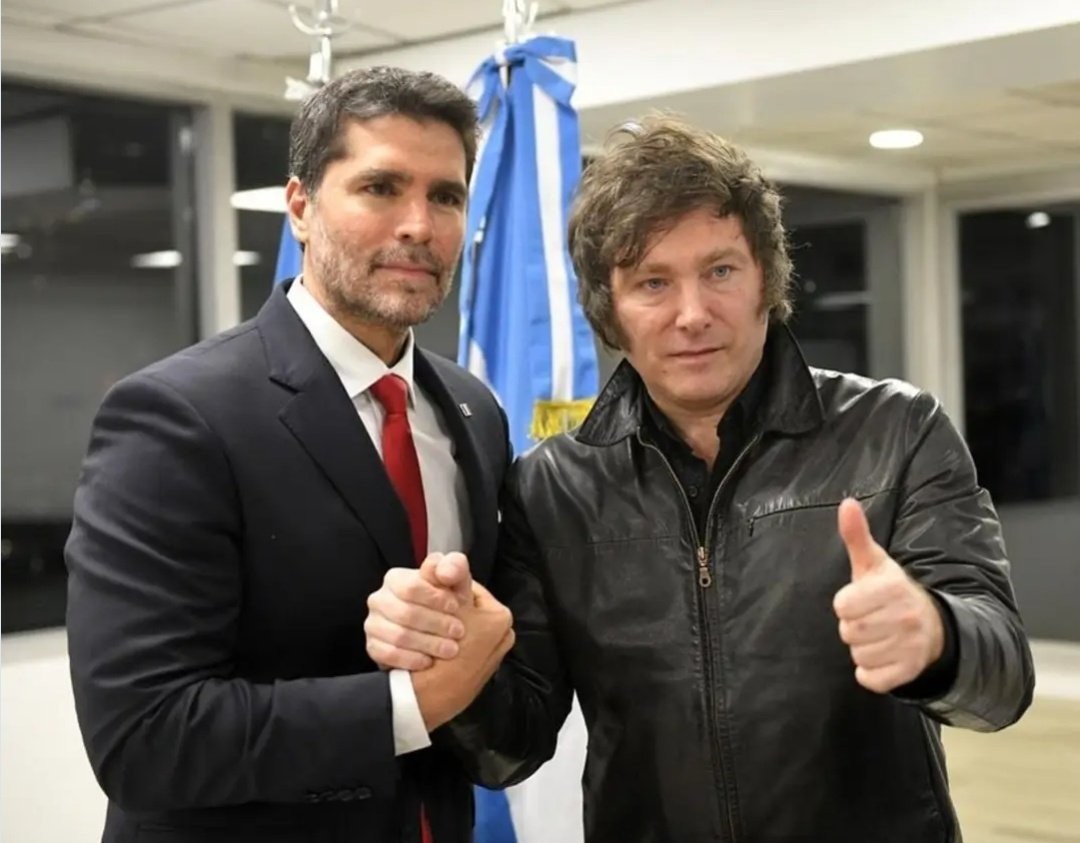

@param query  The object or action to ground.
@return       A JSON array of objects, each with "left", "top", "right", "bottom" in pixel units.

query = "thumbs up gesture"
[{"left": 832, "top": 498, "right": 945, "bottom": 694}]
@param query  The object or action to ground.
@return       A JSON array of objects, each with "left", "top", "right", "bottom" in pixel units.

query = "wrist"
[
  {"left": 923, "top": 591, "right": 946, "bottom": 665},
  {"left": 413, "top": 670, "right": 452, "bottom": 732}
]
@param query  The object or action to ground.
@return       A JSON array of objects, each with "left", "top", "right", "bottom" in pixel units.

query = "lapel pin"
[{"left": 459, "top": 402, "right": 472, "bottom": 417}]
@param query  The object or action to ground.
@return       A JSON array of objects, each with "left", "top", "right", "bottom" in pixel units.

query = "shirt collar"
[{"left": 286, "top": 277, "right": 417, "bottom": 404}]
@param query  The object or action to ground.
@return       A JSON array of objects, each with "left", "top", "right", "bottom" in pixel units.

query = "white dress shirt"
[{"left": 287, "top": 278, "right": 470, "bottom": 755}]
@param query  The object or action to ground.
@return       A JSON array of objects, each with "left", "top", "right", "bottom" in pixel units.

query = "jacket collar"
[{"left": 256, "top": 282, "right": 497, "bottom": 573}]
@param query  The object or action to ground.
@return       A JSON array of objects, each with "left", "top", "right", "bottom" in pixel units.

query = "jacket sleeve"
[
  {"left": 435, "top": 460, "right": 574, "bottom": 788},
  {"left": 889, "top": 391, "right": 1035, "bottom": 731},
  {"left": 65, "top": 372, "right": 398, "bottom": 812}
]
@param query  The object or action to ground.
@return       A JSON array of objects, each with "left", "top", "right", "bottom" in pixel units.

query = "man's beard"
[{"left": 312, "top": 227, "right": 457, "bottom": 330}]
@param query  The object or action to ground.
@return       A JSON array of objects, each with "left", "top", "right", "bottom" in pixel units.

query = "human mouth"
[
  {"left": 671, "top": 347, "right": 720, "bottom": 360},
  {"left": 377, "top": 263, "right": 437, "bottom": 279}
]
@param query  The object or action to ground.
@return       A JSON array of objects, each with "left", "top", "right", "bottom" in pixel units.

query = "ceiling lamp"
[{"left": 869, "top": 129, "right": 924, "bottom": 150}]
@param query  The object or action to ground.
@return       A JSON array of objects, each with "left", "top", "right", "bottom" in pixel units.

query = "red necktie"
[
  {"left": 369, "top": 374, "right": 428, "bottom": 566},
  {"left": 368, "top": 374, "right": 434, "bottom": 843}
]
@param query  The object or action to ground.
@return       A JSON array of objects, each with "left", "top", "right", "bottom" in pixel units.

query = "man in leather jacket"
[{"left": 362, "top": 116, "right": 1035, "bottom": 842}]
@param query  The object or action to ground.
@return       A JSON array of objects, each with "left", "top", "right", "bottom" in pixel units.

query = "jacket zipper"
[
  {"left": 637, "top": 432, "right": 710, "bottom": 585},
  {"left": 702, "top": 433, "right": 762, "bottom": 558},
  {"left": 636, "top": 430, "right": 761, "bottom": 842},
  {"left": 698, "top": 432, "right": 760, "bottom": 843}
]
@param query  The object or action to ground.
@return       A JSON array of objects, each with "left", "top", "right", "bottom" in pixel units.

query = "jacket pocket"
[{"left": 745, "top": 488, "right": 898, "bottom": 538}]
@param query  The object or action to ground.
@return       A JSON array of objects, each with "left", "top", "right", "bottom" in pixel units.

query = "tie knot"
[{"left": 370, "top": 374, "right": 409, "bottom": 416}]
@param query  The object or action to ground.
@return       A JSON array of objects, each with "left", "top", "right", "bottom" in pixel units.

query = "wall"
[
  {"left": 1, "top": 629, "right": 105, "bottom": 843},
  {"left": 1000, "top": 500, "right": 1080, "bottom": 641}
]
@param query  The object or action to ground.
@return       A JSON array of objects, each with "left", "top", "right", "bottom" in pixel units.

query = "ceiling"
[
  {"left": 727, "top": 83, "right": 1080, "bottom": 171},
  {"left": 574, "top": 23, "right": 1080, "bottom": 177},
  {"left": 0, "top": 0, "right": 635, "bottom": 62},
  {"left": 2, "top": 1, "right": 1079, "bottom": 176}
]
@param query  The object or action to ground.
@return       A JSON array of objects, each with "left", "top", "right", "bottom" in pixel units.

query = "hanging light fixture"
[{"left": 284, "top": 0, "right": 351, "bottom": 101}]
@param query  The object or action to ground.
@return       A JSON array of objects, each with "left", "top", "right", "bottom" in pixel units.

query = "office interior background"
[{"left": 2, "top": 1, "right": 1079, "bottom": 840}]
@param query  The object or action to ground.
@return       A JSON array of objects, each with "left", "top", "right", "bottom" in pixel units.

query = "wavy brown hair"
[{"left": 569, "top": 115, "right": 793, "bottom": 349}]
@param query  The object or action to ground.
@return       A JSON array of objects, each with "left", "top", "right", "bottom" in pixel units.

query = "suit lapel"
[
  {"left": 258, "top": 284, "right": 414, "bottom": 570},
  {"left": 414, "top": 350, "right": 498, "bottom": 582}
]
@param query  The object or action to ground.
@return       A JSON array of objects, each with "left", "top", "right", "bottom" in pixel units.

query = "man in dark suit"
[{"left": 65, "top": 66, "right": 514, "bottom": 843}]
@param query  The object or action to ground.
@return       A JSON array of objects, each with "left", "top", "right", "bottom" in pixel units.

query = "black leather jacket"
[{"left": 445, "top": 328, "right": 1034, "bottom": 843}]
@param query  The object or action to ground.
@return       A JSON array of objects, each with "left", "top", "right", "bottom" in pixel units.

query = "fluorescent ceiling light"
[
  {"left": 231, "top": 187, "right": 287, "bottom": 213},
  {"left": 812, "top": 291, "right": 871, "bottom": 311},
  {"left": 131, "top": 250, "right": 263, "bottom": 269},
  {"left": 0, "top": 233, "right": 21, "bottom": 255},
  {"left": 868, "top": 129, "right": 924, "bottom": 150},
  {"left": 131, "top": 250, "right": 182, "bottom": 269},
  {"left": 233, "top": 251, "right": 262, "bottom": 267},
  {"left": 1026, "top": 211, "right": 1051, "bottom": 229}
]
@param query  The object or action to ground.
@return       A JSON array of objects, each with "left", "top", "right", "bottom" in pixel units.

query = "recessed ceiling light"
[
  {"left": 1025, "top": 211, "right": 1051, "bottom": 229},
  {"left": 869, "top": 129, "right": 924, "bottom": 150}
]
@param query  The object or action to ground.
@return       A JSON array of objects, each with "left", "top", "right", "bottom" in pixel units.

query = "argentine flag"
[
  {"left": 459, "top": 34, "right": 595, "bottom": 843},
  {"left": 459, "top": 35, "right": 599, "bottom": 455}
]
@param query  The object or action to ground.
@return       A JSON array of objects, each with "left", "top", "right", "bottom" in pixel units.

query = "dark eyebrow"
[
  {"left": 349, "top": 168, "right": 410, "bottom": 188},
  {"left": 697, "top": 247, "right": 746, "bottom": 266},
  {"left": 636, "top": 247, "right": 747, "bottom": 275},
  {"left": 347, "top": 168, "right": 467, "bottom": 202}
]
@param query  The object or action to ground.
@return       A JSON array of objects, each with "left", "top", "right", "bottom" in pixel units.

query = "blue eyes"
[{"left": 639, "top": 266, "right": 733, "bottom": 291}]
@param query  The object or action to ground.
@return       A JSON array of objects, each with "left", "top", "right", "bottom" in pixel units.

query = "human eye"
[
  {"left": 432, "top": 190, "right": 464, "bottom": 208},
  {"left": 363, "top": 180, "right": 397, "bottom": 197}
]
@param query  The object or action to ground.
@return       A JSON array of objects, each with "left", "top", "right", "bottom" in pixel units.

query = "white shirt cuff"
[{"left": 389, "top": 669, "right": 433, "bottom": 756}]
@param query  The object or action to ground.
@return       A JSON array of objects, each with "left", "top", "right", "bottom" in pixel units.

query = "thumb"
[
  {"left": 434, "top": 552, "right": 473, "bottom": 605},
  {"left": 418, "top": 552, "right": 446, "bottom": 586},
  {"left": 837, "top": 498, "right": 884, "bottom": 580}
]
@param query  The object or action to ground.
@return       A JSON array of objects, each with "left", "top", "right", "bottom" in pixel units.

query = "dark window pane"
[
  {"left": 1, "top": 80, "right": 197, "bottom": 632},
  {"left": 960, "top": 207, "right": 1079, "bottom": 503},
  {"left": 787, "top": 220, "right": 869, "bottom": 375},
  {"left": 778, "top": 186, "right": 903, "bottom": 380},
  {"left": 234, "top": 113, "right": 291, "bottom": 191}
]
